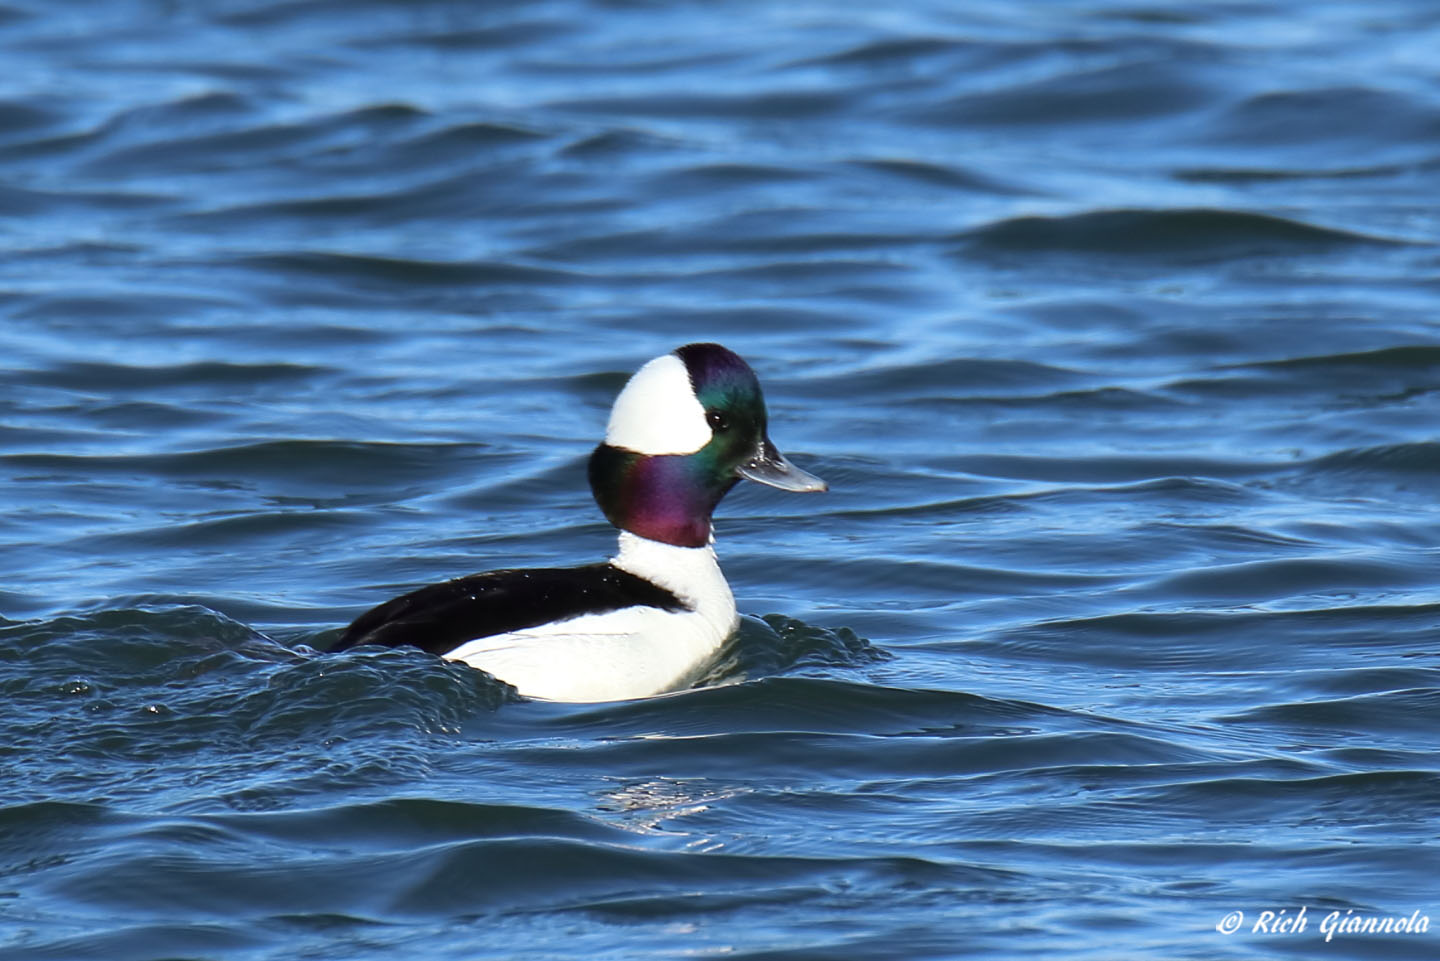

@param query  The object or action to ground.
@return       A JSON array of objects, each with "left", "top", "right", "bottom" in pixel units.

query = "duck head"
[{"left": 588, "top": 343, "right": 827, "bottom": 548}]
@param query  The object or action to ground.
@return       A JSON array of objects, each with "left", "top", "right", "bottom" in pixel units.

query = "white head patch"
[{"left": 604, "top": 353, "right": 712, "bottom": 455}]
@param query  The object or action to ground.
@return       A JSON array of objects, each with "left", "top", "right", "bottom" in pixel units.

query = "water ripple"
[{"left": 3, "top": 2, "right": 1439, "bottom": 959}]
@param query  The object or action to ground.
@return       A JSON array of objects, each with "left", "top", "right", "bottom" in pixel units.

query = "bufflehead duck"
[{"left": 332, "top": 343, "right": 827, "bottom": 702}]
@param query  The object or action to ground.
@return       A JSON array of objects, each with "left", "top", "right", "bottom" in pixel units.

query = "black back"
[{"left": 331, "top": 564, "right": 688, "bottom": 657}]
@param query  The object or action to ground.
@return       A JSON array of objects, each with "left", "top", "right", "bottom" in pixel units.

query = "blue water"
[{"left": 3, "top": 1, "right": 1439, "bottom": 958}]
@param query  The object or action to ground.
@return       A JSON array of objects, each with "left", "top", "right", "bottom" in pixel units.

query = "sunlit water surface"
[{"left": 2, "top": 2, "right": 1439, "bottom": 959}]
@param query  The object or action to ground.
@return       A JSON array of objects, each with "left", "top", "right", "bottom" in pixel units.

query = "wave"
[
  {"left": 1225, "top": 689, "right": 1440, "bottom": 735},
  {"left": 0, "top": 607, "right": 514, "bottom": 767},
  {"left": 1204, "top": 86, "right": 1440, "bottom": 154},
  {"left": 7, "top": 798, "right": 994, "bottom": 925},
  {"left": 1306, "top": 441, "right": 1440, "bottom": 476},
  {"left": 537, "top": 675, "right": 1066, "bottom": 739},
  {"left": 914, "top": 58, "right": 1220, "bottom": 127},
  {"left": 3, "top": 4, "right": 1438, "bottom": 958},
  {"left": 958, "top": 208, "right": 1411, "bottom": 261}
]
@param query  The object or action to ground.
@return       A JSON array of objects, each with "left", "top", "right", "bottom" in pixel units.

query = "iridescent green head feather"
[{"left": 589, "top": 343, "right": 826, "bottom": 547}]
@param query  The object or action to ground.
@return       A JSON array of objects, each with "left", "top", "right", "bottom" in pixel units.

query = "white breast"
[{"left": 444, "top": 532, "right": 737, "bottom": 702}]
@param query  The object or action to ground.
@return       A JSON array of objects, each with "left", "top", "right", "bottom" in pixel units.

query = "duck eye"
[{"left": 705, "top": 410, "right": 729, "bottom": 432}]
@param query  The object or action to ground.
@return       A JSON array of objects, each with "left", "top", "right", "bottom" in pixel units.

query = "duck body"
[{"left": 332, "top": 343, "right": 825, "bottom": 702}]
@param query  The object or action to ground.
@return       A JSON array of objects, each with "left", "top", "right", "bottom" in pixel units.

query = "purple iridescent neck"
[{"left": 588, "top": 444, "right": 737, "bottom": 548}]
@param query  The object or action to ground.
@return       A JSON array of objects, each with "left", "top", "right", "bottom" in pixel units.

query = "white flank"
[
  {"left": 445, "top": 532, "right": 737, "bottom": 702},
  {"left": 604, "top": 353, "right": 712, "bottom": 455}
]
